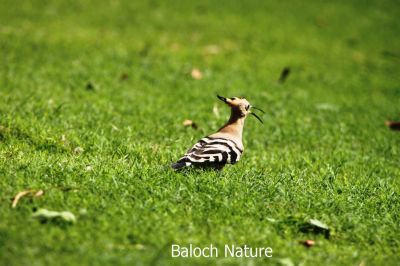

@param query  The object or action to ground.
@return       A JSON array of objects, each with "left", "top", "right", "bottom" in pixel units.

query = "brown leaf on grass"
[
  {"left": 191, "top": 68, "right": 203, "bottom": 80},
  {"left": 120, "top": 73, "right": 129, "bottom": 81},
  {"left": 183, "top": 119, "right": 192, "bottom": 126},
  {"left": 12, "top": 191, "right": 31, "bottom": 208},
  {"left": 300, "top": 239, "right": 315, "bottom": 247},
  {"left": 183, "top": 119, "right": 198, "bottom": 130},
  {"left": 385, "top": 121, "right": 400, "bottom": 130},
  {"left": 12, "top": 189, "right": 44, "bottom": 208},
  {"left": 35, "top": 190, "right": 44, "bottom": 197}
]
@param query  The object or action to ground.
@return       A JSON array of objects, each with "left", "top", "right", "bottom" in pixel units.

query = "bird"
[{"left": 171, "top": 95, "right": 264, "bottom": 170}]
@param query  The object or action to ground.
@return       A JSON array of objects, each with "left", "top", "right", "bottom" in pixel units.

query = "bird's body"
[{"left": 172, "top": 95, "right": 264, "bottom": 170}]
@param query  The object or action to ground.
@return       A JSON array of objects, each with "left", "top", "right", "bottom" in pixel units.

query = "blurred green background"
[{"left": 0, "top": 0, "right": 399, "bottom": 265}]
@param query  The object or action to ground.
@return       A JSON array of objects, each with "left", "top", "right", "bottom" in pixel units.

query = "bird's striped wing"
[{"left": 177, "top": 137, "right": 243, "bottom": 166}]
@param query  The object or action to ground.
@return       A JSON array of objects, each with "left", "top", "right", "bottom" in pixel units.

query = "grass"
[{"left": 0, "top": 0, "right": 399, "bottom": 265}]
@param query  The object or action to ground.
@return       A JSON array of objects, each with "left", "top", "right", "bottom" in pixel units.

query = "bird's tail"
[{"left": 171, "top": 160, "right": 191, "bottom": 170}]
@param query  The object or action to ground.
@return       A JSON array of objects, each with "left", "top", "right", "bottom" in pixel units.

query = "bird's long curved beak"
[
  {"left": 217, "top": 95, "right": 228, "bottom": 103},
  {"left": 250, "top": 112, "right": 264, "bottom": 123},
  {"left": 251, "top": 106, "right": 265, "bottom": 113}
]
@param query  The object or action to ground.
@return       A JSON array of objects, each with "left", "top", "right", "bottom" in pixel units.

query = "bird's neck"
[{"left": 218, "top": 110, "right": 246, "bottom": 139}]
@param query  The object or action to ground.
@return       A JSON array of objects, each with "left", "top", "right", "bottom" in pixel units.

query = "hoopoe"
[{"left": 172, "top": 95, "right": 264, "bottom": 170}]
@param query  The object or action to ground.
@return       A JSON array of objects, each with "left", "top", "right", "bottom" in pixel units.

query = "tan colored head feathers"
[{"left": 217, "top": 95, "right": 264, "bottom": 123}]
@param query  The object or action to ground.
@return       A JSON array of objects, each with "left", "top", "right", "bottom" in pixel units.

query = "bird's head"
[{"left": 217, "top": 95, "right": 264, "bottom": 123}]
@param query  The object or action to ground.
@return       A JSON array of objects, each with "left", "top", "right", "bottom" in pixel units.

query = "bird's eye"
[
  {"left": 230, "top": 97, "right": 236, "bottom": 100},
  {"left": 245, "top": 105, "right": 250, "bottom": 111}
]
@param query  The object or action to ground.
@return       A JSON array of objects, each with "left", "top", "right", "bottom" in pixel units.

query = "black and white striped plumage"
[
  {"left": 171, "top": 95, "right": 264, "bottom": 170},
  {"left": 172, "top": 136, "right": 243, "bottom": 169}
]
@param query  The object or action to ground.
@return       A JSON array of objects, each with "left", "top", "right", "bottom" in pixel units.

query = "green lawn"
[{"left": 1, "top": 0, "right": 399, "bottom": 265}]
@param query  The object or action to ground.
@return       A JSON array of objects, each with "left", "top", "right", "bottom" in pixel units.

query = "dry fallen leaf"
[
  {"left": 120, "top": 73, "right": 129, "bottom": 81},
  {"left": 183, "top": 119, "right": 192, "bottom": 126},
  {"left": 191, "top": 68, "right": 203, "bottom": 80},
  {"left": 12, "top": 191, "right": 31, "bottom": 208},
  {"left": 35, "top": 190, "right": 44, "bottom": 197},
  {"left": 183, "top": 119, "right": 198, "bottom": 130},
  {"left": 12, "top": 189, "right": 44, "bottom": 208},
  {"left": 385, "top": 121, "right": 400, "bottom": 131},
  {"left": 300, "top": 239, "right": 315, "bottom": 247}
]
